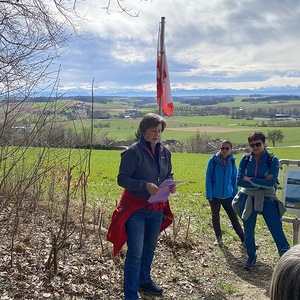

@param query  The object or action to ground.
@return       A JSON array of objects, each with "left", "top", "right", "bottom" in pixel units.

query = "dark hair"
[
  {"left": 248, "top": 131, "right": 266, "bottom": 143},
  {"left": 138, "top": 113, "right": 167, "bottom": 135},
  {"left": 270, "top": 244, "right": 300, "bottom": 300},
  {"left": 221, "top": 140, "right": 232, "bottom": 149}
]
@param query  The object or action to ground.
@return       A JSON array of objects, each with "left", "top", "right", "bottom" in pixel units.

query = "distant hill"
[{"left": 35, "top": 85, "right": 300, "bottom": 98}]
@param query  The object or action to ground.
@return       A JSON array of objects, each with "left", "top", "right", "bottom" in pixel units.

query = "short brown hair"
[
  {"left": 248, "top": 131, "right": 266, "bottom": 143},
  {"left": 139, "top": 113, "right": 167, "bottom": 135}
]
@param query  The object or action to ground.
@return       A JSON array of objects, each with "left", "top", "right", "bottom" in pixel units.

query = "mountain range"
[{"left": 55, "top": 85, "right": 300, "bottom": 97}]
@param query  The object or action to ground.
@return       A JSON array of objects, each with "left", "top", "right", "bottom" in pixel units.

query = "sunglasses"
[
  {"left": 220, "top": 147, "right": 230, "bottom": 150},
  {"left": 249, "top": 142, "right": 262, "bottom": 148}
]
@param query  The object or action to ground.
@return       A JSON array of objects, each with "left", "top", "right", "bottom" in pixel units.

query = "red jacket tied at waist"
[{"left": 106, "top": 190, "right": 174, "bottom": 256}]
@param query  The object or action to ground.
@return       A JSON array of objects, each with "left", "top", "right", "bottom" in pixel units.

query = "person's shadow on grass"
[{"left": 219, "top": 244, "right": 273, "bottom": 297}]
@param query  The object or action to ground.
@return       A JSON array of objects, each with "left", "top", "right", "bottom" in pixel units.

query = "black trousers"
[{"left": 209, "top": 197, "right": 244, "bottom": 241}]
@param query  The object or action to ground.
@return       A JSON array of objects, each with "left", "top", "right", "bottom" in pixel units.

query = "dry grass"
[{"left": 0, "top": 203, "right": 285, "bottom": 299}]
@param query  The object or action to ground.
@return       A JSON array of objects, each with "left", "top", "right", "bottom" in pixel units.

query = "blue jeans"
[
  {"left": 124, "top": 207, "right": 163, "bottom": 300},
  {"left": 241, "top": 196, "right": 290, "bottom": 259}
]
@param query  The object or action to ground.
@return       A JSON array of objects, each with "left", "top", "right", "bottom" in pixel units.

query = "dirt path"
[{"left": 145, "top": 237, "right": 273, "bottom": 300}]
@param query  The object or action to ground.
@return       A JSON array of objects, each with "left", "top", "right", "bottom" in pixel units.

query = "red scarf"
[{"left": 106, "top": 190, "right": 174, "bottom": 256}]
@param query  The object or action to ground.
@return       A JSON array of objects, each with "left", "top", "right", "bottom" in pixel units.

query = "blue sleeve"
[
  {"left": 205, "top": 158, "right": 213, "bottom": 200},
  {"left": 231, "top": 161, "right": 238, "bottom": 196},
  {"left": 237, "top": 154, "right": 279, "bottom": 189},
  {"left": 250, "top": 156, "right": 279, "bottom": 188},
  {"left": 237, "top": 155, "right": 254, "bottom": 189}
]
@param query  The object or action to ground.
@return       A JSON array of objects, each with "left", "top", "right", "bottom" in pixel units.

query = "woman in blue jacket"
[
  {"left": 233, "top": 131, "right": 290, "bottom": 270},
  {"left": 205, "top": 140, "right": 244, "bottom": 246}
]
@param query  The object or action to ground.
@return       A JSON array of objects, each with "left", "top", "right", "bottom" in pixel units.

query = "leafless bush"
[
  {"left": 0, "top": 0, "right": 146, "bottom": 274},
  {"left": 184, "top": 133, "right": 211, "bottom": 153}
]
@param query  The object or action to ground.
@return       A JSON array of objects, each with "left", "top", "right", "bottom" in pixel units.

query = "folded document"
[{"left": 148, "top": 179, "right": 186, "bottom": 204}]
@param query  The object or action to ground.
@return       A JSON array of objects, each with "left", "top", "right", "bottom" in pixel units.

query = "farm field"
[
  {"left": 27, "top": 96, "right": 300, "bottom": 146},
  {"left": 216, "top": 96, "right": 300, "bottom": 108},
  {"left": 66, "top": 114, "right": 300, "bottom": 146}
]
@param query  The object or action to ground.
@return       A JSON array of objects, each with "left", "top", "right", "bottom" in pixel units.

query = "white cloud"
[{"left": 56, "top": 0, "right": 300, "bottom": 92}]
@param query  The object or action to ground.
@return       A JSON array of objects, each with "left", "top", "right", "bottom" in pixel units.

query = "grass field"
[
  {"left": 66, "top": 114, "right": 300, "bottom": 146},
  {"left": 86, "top": 148, "right": 298, "bottom": 266},
  {"left": 88, "top": 147, "right": 300, "bottom": 198},
  {"left": 88, "top": 147, "right": 299, "bottom": 246}
]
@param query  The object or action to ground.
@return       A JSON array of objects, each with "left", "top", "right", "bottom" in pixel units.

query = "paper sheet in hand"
[{"left": 148, "top": 179, "right": 186, "bottom": 204}]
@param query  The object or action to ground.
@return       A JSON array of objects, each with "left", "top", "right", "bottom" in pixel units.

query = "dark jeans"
[
  {"left": 124, "top": 206, "right": 163, "bottom": 300},
  {"left": 209, "top": 197, "right": 244, "bottom": 241}
]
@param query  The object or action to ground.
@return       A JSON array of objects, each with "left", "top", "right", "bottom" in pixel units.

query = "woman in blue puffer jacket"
[{"left": 205, "top": 140, "right": 244, "bottom": 246}]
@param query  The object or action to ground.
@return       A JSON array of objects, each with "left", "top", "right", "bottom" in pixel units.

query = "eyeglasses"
[
  {"left": 249, "top": 142, "right": 262, "bottom": 148},
  {"left": 220, "top": 147, "right": 230, "bottom": 150}
]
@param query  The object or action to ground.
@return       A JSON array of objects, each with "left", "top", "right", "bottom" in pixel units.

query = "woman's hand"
[
  {"left": 146, "top": 182, "right": 160, "bottom": 195},
  {"left": 169, "top": 185, "right": 177, "bottom": 194},
  {"left": 243, "top": 176, "right": 252, "bottom": 182}
]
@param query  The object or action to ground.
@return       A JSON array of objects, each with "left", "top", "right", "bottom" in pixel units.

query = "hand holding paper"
[
  {"left": 146, "top": 182, "right": 160, "bottom": 195},
  {"left": 148, "top": 179, "right": 186, "bottom": 204}
]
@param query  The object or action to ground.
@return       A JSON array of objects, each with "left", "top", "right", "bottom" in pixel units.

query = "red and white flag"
[{"left": 157, "top": 22, "right": 173, "bottom": 117}]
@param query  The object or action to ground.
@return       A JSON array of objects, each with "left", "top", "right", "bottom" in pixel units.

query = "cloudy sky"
[{"left": 56, "top": 0, "right": 300, "bottom": 94}]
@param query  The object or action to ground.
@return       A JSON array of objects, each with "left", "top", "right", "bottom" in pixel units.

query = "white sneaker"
[{"left": 214, "top": 237, "right": 223, "bottom": 246}]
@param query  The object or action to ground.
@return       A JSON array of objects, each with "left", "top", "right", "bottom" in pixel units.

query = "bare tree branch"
[{"left": 101, "top": 0, "right": 140, "bottom": 17}]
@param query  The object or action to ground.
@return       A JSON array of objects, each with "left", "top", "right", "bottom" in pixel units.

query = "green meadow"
[
  {"left": 88, "top": 147, "right": 300, "bottom": 205},
  {"left": 88, "top": 147, "right": 299, "bottom": 252},
  {"left": 68, "top": 115, "right": 300, "bottom": 146},
  {"left": 2, "top": 144, "right": 298, "bottom": 263}
]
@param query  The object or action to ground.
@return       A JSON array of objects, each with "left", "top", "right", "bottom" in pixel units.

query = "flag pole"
[{"left": 158, "top": 16, "right": 165, "bottom": 116}]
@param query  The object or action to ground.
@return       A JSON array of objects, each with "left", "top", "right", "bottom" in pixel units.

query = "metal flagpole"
[{"left": 158, "top": 16, "right": 165, "bottom": 116}]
